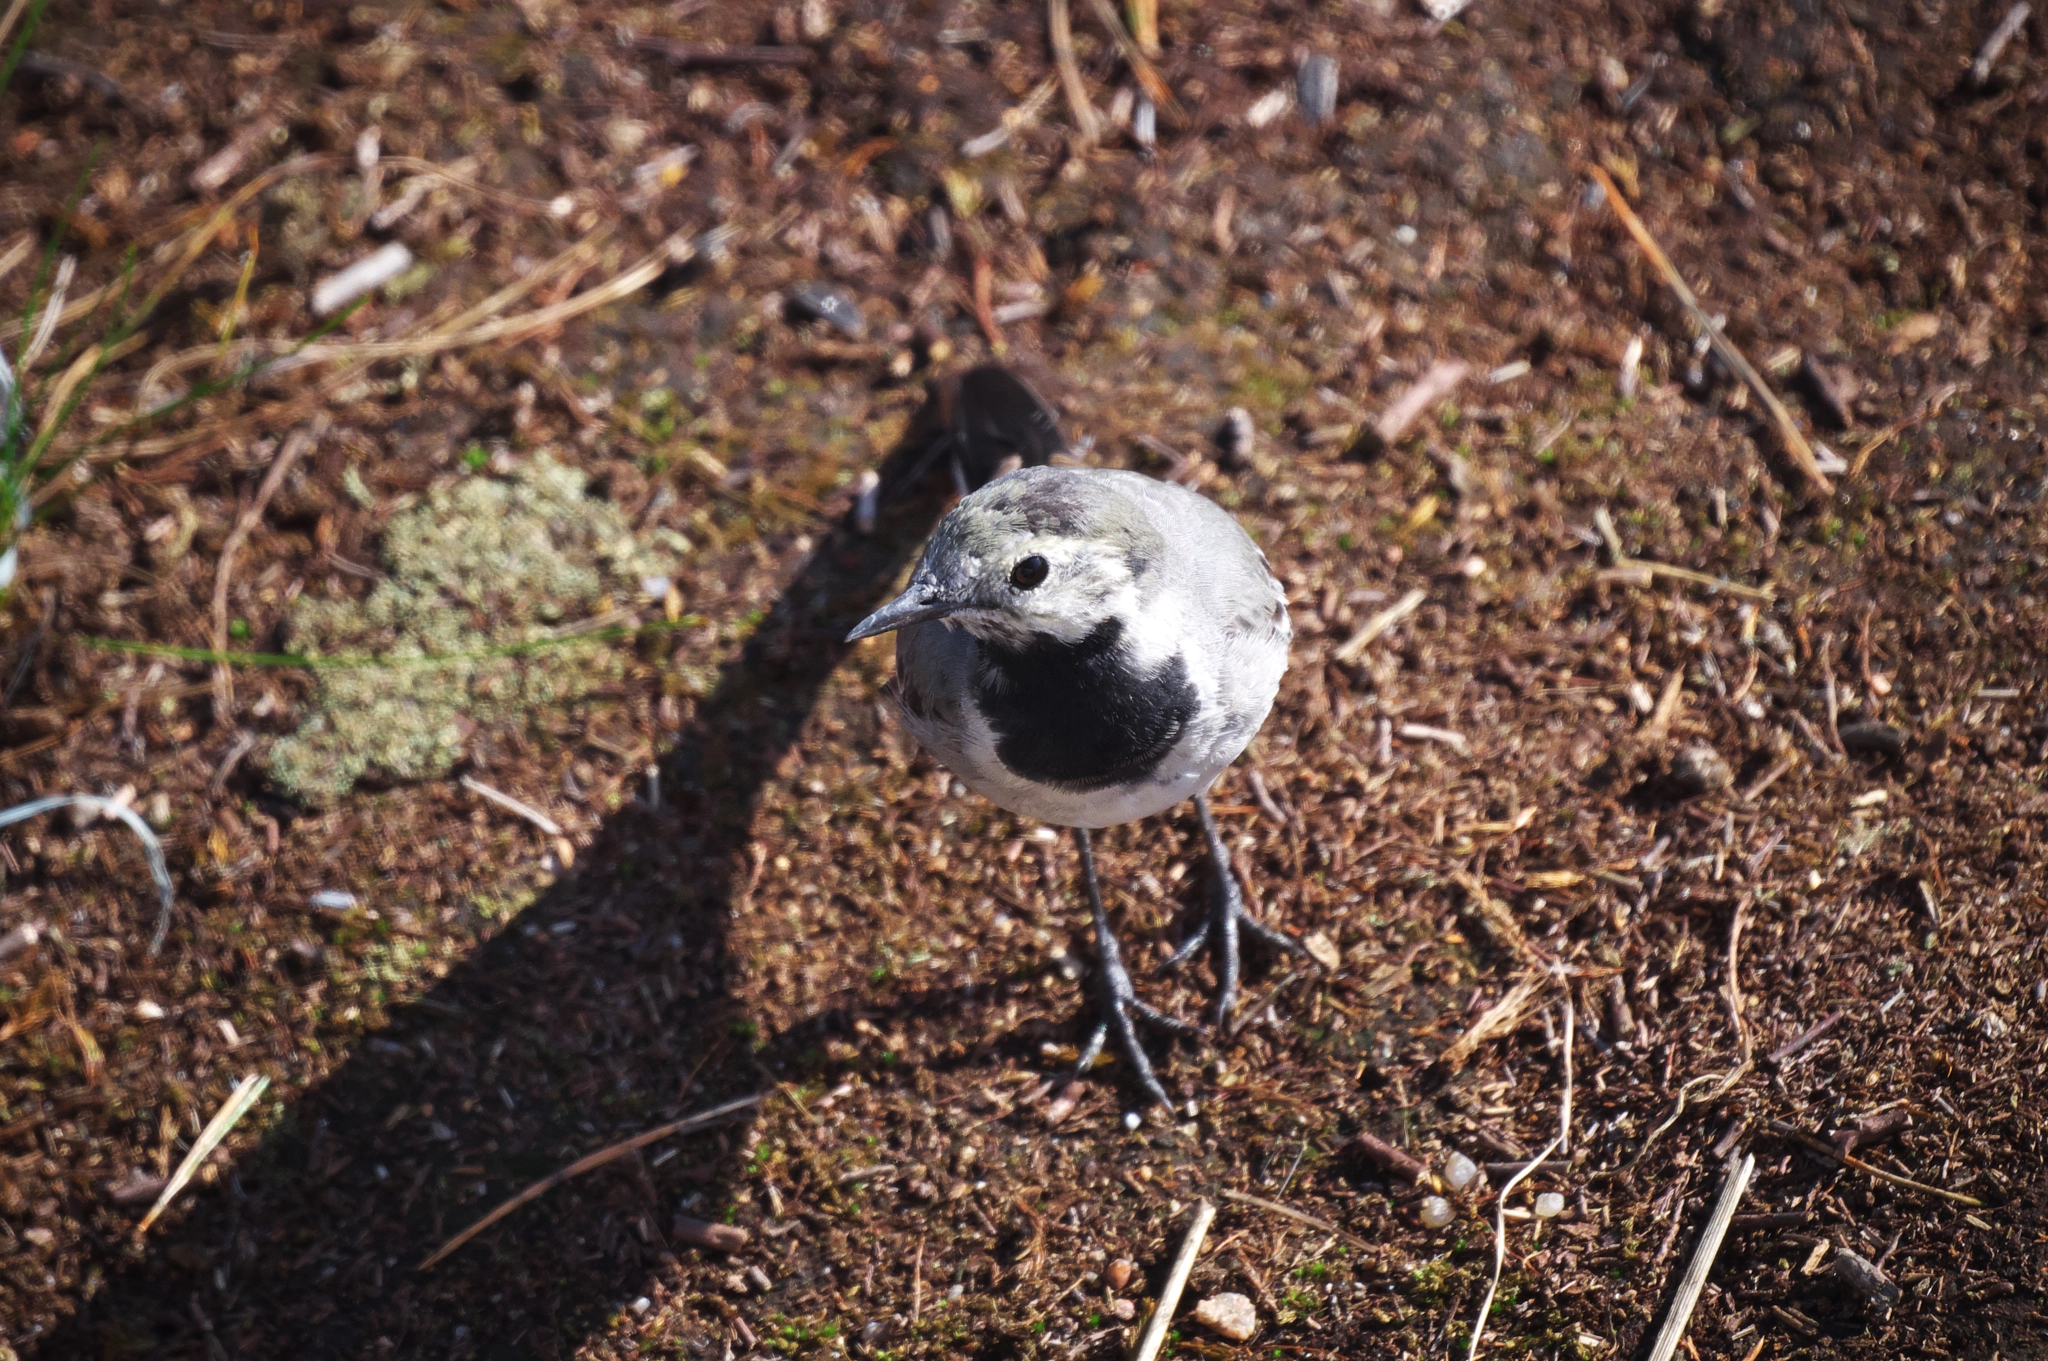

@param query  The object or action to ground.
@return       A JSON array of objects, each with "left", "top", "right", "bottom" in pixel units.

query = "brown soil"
[{"left": 1, "top": 1, "right": 2046, "bottom": 1358}]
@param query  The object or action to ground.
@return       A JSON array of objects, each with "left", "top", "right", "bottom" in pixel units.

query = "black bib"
[{"left": 975, "top": 619, "right": 1196, "bottom": 792}]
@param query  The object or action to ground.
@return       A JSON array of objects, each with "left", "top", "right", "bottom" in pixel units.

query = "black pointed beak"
[{"left": 845, "top": 584, "right": 960, "bottom": 642}]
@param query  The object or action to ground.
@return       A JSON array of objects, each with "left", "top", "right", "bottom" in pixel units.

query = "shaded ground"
[{"left": 1, "top": 1, "right": 2046, "bottom": 1358}]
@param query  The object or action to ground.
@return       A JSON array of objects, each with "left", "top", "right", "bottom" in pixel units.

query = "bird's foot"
[
  {"left": 1074, "top": 951, "right": 1204, "bottom": 1111},
  {"left": 1073, "top": 826, "right": 1200, "bottom": 1111},
  {"left": 1163, "top": 793, "right": 1306, "bottom": 1027}
]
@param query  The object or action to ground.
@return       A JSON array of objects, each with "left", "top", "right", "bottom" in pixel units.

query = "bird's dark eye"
[{"left": 1010, "top": 555, "right": 1049, "bottom": 590}]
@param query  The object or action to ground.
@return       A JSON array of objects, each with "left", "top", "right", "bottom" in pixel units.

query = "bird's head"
[{"left": 846, "top": 466, "right": 1164, "bottom": 649}]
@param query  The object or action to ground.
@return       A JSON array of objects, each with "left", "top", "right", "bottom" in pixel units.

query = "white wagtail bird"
[{"left": 846, "top": 462, "right": 1301, "bottom": 1108}]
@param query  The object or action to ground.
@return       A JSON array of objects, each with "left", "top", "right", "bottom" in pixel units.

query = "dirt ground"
[{"left": 1, "top": 0, "right": 2046, "bottom": 1357}]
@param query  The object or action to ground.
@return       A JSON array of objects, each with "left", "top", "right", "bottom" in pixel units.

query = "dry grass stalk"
[
  {"left": 135, "top": 230, "right": 611, "bottom": 404},
  {"left": 0, "top": 153, "right": 346, "bottom": 348},
  {"left": 1591, "top": 506, "right": 1776, "bottom": 601},
  {"left": 379, "top": 156, "right": 564, "bottom": 217},
  {"left": 1707, "top": 896, "right": 1754, "bottom": 1101},
  {"left": 1642, "top": 1153, "right": 1756, "bottom": 1361},
  {"left": 1464, "top": 975, "right": 1573, "bottom": 1361},
  {"left": 1451, "top": 869, "right": 1536, "bottom": 966},
  {"left": 31, "top": 344, "right": 100, "bottom": 442},
  {"left": 420, "top": 1093, "right": 761, "bottom": 1268},
  {"left": 65, "top": 230, "right": 667, "bottom": 478},
  {"left": 1765, "top": 1121, "right": 1984, "bottom": 1207},
  {"left": 0, "top": 233, "right": 32, "bottom": 291},
  {"left": 1438, "top": 975, "right": 1545, "bottom": 1073},
  {"left": 1218, "top": 1188, "right": 1371, "bottom": 1250},
  {"left": 136, "top": 1074, "right": 270, "bottom": 1234},
  {"left": 1334, "top": 586, "right": 1426, "bottom": 664},
  {"left": 1847, "top": 380, "right": 1959, "bottom": 477},
  {"left": 18, "top": 255, "right": 74, "bottom": 370},
  {"left": 961, "top": 78, "right": 1058, "bottom": 158},
  {"left": 1639, "top": 670, "right": 1686, "bottom": 745},
  {"left": 1130, "top": 1199, "right": 1216, "bottom": 1361},
  {"left": 0, "top": 792, "right": 176, "bottom": 950},
  {"left": 1588, "top": 165, "right": 1832, "bottom": 497},
  {"left": 1047, "top": 0, "right": 1102, "bottom": 145},
  {"left": 1080, "top": 0, "right": 1179, "bottom": 115},
  {"left": 459, "top": 774, "right": 564, "bottom": 836},
  {"left": 0, "top": 0, "right": 34, "bottom": 54},
  {"left": 1126, "top": 0, "right": 1159, "bottom": 54},
  {"left": 210, "top": 419, "right": 325, "bottom": 716}
]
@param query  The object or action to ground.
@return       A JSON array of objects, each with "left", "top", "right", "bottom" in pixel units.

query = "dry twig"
[
  {"left": 1371, "top": 359, "right": 1470, "bottom": 450},
  {"left": 459, "top": 775, "right": 564, "bottom": 837},
  {"left": 1334, "top": 587, "right": 1427, "bottom": 664},
  {"left": 421, "top": 1094, "right": 760, "bottom": 1267},
  {"left": 1130, "top": 1199, "right": 1215, "bottom": 1361},
  {"left": 1588, "top": 165, "right": 1832, "bottom": 497},
  {"left": 1591, "top": 508, "right": 1775, "bottom": 601},
  {"left": 1766, "top": 1009, "right": 1843, "bottom": 1065},
  {"left": 1766, "top": 1121, "right": 1983, "bottom": 1207},
  {"left": 1972, "top": 3, "right": 2031, "bottom": 84},
  {"left": 1643, "top": 1153, "right": 1756, "bottom": 1361},
  {"left": 1847, "top": 381, "right": 1959, "bottom": 478}
]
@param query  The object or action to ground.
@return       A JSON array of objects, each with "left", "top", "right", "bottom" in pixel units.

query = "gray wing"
[{"left": 1104, "top": 470, "right": 1290, "bottom": 649}]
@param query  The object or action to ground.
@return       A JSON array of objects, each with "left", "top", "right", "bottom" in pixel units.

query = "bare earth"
[{"left": 1, "top": 1, "right": 2045, "bottom": 1358}]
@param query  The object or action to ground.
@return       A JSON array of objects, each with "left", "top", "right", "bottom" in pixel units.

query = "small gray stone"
[
  {"left": 1839, "top": 721, "right": 1906, "bottom": 759},
  {"left": 1669, "top": 744, "right": 1733, "bottom": 797},
  {"left": 787, "top": 282, "right": 867, "bottom": 339},
  {"left": 1193, "top": 1292, "right": 1258, "bottom": 1342},
  {"left": 1297, "top": 55, "right": 1339, "bottom": 124},
  {"left": 1833, "top": 1248, "right": 1900, "bottom": 1313}
]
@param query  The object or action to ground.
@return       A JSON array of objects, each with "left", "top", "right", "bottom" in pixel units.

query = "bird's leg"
[
  {"left": 1074, "top": 827, "right": 1201, "bottom": 1109},
  {"left": 1162, "top": 790, "right": 1305, "bottom": 1025}
]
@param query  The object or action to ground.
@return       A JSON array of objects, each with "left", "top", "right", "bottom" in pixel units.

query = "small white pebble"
[
  {"left": 1420, "top": 1195, "right": 1454, "bottom": 1228},
  {"left": 1244, "top": 87, "right": 1293, "bottom": 129},
  {"left": 310, "top": 242, "right": 413, "bottom": 317},
  {"left": 1193, "top": 1292, "right": 1258, "bottom": 1342},
  {"left": 135, "top": 999, "right": 166, "bottom": 1020},
  {"left": 309, "top": 889, "right": 358, "bottom": 910},
  {"left": 639, "top": 575, "right": 672, "bottom": 600},
  {"left": 629, "top": 1296, "right": 651, "bottom": 1316},
  {"left": 1444, "top": 1152, "right": 1480, "bottom": 1192},
  {"left": 1122, "top": 1111, "right": 1142, "bottom": 1132},
  {"left": 1533, "top": 1192, "right": 1565, "bottom": 1219},
  {"left": 1393, "top": 224, "right": 1419, "bottom": 246}
]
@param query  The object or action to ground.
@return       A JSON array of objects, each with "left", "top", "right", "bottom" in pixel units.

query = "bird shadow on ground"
[{"left": 24, "top": 394, "right": 980, "bottom": 1361}]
